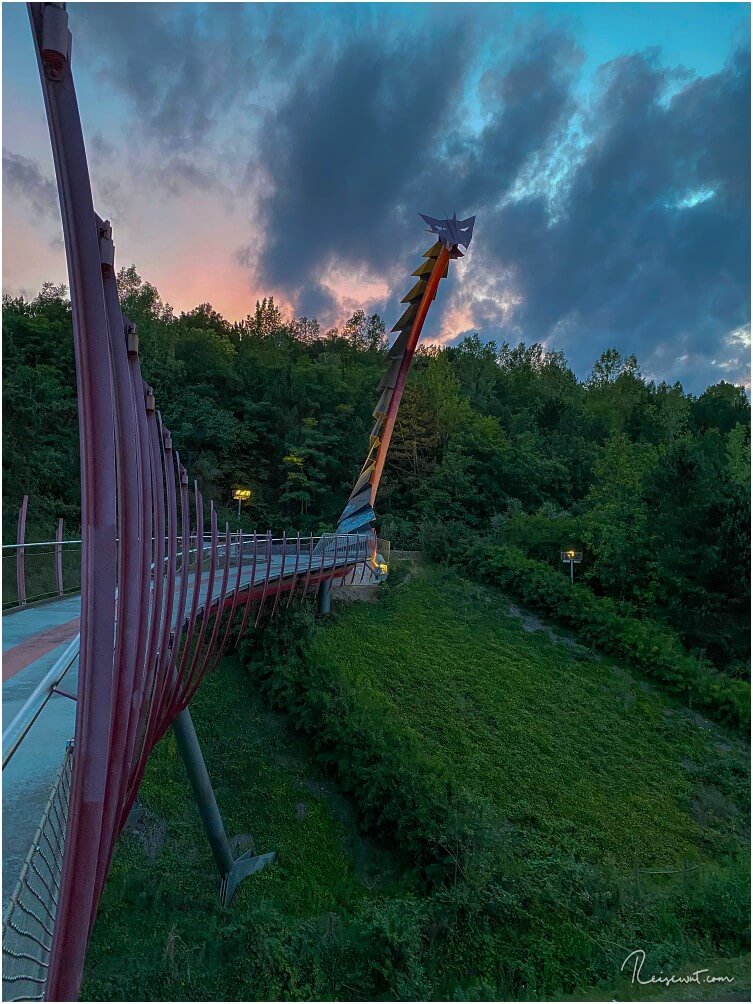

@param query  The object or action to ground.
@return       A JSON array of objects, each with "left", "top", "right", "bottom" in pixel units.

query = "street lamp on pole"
[
  {"left": 232, "top": 487, "right": 252, "bottom": 519},
  {"left": 560, "top": 548, "right": 582, "bottom": 585}
]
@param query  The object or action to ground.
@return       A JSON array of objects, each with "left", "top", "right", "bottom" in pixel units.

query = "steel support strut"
[
  {"left": 317, "top": 580, "right": 331, "bottom": 616},
  {"left": 171, "top": 707, "right": 275, "bottom": 905}
]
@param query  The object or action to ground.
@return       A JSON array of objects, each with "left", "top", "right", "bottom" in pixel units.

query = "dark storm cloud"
[
  {"left": 249, "top": 26, "right": 590, "bottom": 330},
  {"left": 448, "top": 29, "right": 584, "bottom": 208},
  {"left": 61, "top": 2, "right": 749, "bottom": 390},
  {"left": 71, "top": 2, "right": 289, "bottom": 150},
  {"left": 295, "top": 282, "right": 339, "bottom": 325},
  {"left": 3, "top": 149, "right": 58, "bottom": 217},
  {"left": 251, "top": 15, "right": 476, "bottom": 306},
  {"left": 478, "top": 46, "right": 750, "bottom": 384}
]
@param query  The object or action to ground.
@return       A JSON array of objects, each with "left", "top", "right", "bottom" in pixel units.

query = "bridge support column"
[
  {"left": 172, "top": 706, "right": 275, "bottom": 904},
  {"left": 317, "top": 580, "right": 331, "bottom": 616}
]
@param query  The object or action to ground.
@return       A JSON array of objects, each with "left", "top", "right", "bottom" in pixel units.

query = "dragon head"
[{"left": 418, "top": 211, "right": 476, "bottom": 255}]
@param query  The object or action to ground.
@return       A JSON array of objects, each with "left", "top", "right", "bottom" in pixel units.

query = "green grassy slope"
[
  {"left": 309, "top": 567, "right": 747, "bottom": 871},
  {"left": 83, "top": 565, "right": 749, "bottom": 1000},
  {"left": 81, "top": 665, "right": 411, "bottom": 1001}
]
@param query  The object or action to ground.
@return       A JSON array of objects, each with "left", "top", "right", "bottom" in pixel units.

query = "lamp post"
[
  {"left": 560, "top": 549, "right": 582, "bottom": 585},
  {"left": 232, "top": 487, "right": 252, "bottom": 519}
]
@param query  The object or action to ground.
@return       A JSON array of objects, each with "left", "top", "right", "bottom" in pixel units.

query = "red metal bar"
[
  {"left": 121, "top": 477, "right": 200, "bottom": 828},
  {"left": 16, "top": 495, "right": 28, "bottom": 607},
  {"left": 216, "top": 529, "right": 248, "bottom": 666},
  {"left": 161, "top": 457, "right": 192, "bottom": 722},
  {"left": 236, "top": 534, "right": 261, "bottom": 642},
  {"left": 286, "top": 533, "right": 302, "bottom": 607},
  {"left": 348, "top": 534, "right": 361, "bottom": 585},
  {"left": 325, "top": 535, "right": 338, "bottom": 587},
  {"left": 136, "top": 390, "right": 168, "bottom": 743},
  {"left": 145, "top": 420, "right": 182, "bottom": 735},
  {"left": 359, "top": 538, "right": 368, "bottom": 584},
  {"left": 181, "top": 502, "right": 219, "bottom": 707},
  {"left": 116, "top": 349, "right": 157, "bottom": 825},
  {"left": 236, "top": 532, "right": 260, "bottom": 642},
  {"left": 119, "top": 388, "right": 169, "bottom": 821},
  {"left": 201, "top": 523, "right": 232, "bottom": 678},
  {"left": 142, "top": 420, "right": 181, "bottom": 751},
  {"left": 347, "top": 538, "right": 361, "bottom": 586},
  {"left": 319, "top": 530, "right": 329, "bottom": 586},
  {"left": 91, "top": 244, "right": 147, "bottom": 911},
  {"left": 254, "top": 532, "right": 274, "bottom": 627},
  {"left": 30, "top": 1, "right": 120, "bottom": 992},
  {"left": 55, "top": 517, "right": 64, "bottom": 595},
  {"left": 301, "top": 534, "right": 315, "bottom": 600},
  {"left": 171, "top": 483, "right": 205, "bottom": 715},
  {"left": 337, "top": 534, "right": 350, "bottom": 587},
  {"left": 156, "top": 423, "right": 179, "bottom": 698},
  {"left": 270, "top": 531, "right": 288, "bottom": 617}
]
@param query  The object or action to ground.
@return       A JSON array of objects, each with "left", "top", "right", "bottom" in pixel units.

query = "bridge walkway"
[{"left": 2, "top": 540, "right": 376, "bottom": 910}]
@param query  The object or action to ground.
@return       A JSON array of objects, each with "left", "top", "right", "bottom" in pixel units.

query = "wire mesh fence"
[
  {"left": 2, "top": 542, "right": 82, "bottom": 611},
  {"left": 2, "top": 744, "right": 73, "bottom": 1002},
  {"left": 190, "top": 532, "right": 376, "bottom": 578},
  {"left": 1, "top": 532, "right": 378, "bottom": 612}
]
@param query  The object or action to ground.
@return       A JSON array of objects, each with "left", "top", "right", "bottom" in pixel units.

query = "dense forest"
[{"left": 3, "top": 270, "right": 750, "bottom": 673}]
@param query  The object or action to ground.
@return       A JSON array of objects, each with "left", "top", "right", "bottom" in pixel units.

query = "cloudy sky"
[{"left": 3, "top": 1, "right": 750, "bottom": 392}]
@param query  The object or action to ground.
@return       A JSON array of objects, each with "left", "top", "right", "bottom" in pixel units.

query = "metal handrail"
[
  {"left": 2, "top": 532, "right": 375, "bottom": 549},
  {"left": 2, "top": 636, "right": 80, "bottom": 770},
  {"left": 2, "top": 532, "right": 376, "bottom": 771},
  {"left": 2, "top": 540, "right": 82, "bottom": 550}
]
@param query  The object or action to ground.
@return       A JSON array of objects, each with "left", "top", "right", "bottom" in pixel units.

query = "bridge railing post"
[
  {"left": 55, "top": 517, "right": 64, "bottom": 596},
  {"left": 16, "top": 495, "right": 28, "bottom": 607}
]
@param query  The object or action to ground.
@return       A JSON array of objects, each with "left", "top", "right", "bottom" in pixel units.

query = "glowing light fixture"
[{"left": 233, "top": 487, "right": 252, "bottom": 518}]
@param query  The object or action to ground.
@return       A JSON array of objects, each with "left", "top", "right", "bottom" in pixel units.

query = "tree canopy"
[{"left": 3, "top": 270, "right": 749, "bottom": 671}]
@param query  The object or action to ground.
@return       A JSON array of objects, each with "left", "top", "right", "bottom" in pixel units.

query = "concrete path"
[
  {"left": 3, "top": 595, "right": 81, "bottom": 681},
  {"left": 2, "top": 655, "right": 79, "bottom": 905},
  {"left": 3, "top": 598, "right": 82, "bottom": 903}
]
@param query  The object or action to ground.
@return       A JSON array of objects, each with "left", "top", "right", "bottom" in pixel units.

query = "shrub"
[
  {"left": 237, "top": 606, "right": 490, "bottom": 877},
  {"left": 379, "top": 513, "right": 420, "bottom": 549},
  {"left": 439, "top": 537, "right": 749, "bottom": 731},
  {"left": 234, "top": 591, "right": 749, "bottom": 1000},
  {"left": 419, "top": 519, "right": 474, "bottom": 562},
  {"left": 495, "top": 511, "right": 585, "bottom": 567}
]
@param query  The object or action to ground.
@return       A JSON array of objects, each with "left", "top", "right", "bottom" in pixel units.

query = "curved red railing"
[
  {"left": 23, "top": 5, "right": 374, "bottom": 998},
  {"left": 14, "top": 4, "right": 471, "bottom": 999}
]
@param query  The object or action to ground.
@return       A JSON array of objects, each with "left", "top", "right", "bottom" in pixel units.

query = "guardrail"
[
  {"left": 2, "top": 532, "right": 384, "bottom": 774},
  {"left": 2, "top": 527, "right": 388, "bottom": 612},
  {"left": 2, "top": 536, "right": 82, "bottom": 612},
  {"left": 2, "top": 636, "right": 80, "bottom": 771},
  {"left": 1, "top": 527, "right": 378, "bottom": 1000},
  {"left": 2, "top": 745, "right": 73, "bottom": 1003}
]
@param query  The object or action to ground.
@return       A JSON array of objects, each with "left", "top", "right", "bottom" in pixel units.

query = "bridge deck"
[{"left": 2, "top": 546, "right": 374, "bottom": 908}]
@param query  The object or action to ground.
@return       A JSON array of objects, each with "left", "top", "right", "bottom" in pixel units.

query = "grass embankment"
[
  {"left": 83, "top": 564, "right": 750, "bottom": 1000},
  {"left": 81, "top": 665, "right": 412, "bottom": 1000},
  {"left": 309, "top": 566, "right": 747, "bottom": 871}
]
